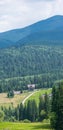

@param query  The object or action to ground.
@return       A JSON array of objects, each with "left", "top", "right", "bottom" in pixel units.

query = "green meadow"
[
  {"left": 0, "top": 122, "right": 51, "bottom": 130},
  {"left": 0, "top": 88, "right": 52, "bottom": 108},
  {"left": 26, "top": 88, "right": 52, "bottom": 105}
]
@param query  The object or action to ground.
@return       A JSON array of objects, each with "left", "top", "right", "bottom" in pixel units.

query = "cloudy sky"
[{"left": 0, "top": 0, "right": 63, "bottom": 32}]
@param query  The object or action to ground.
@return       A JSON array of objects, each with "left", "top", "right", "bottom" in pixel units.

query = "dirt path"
[{"left": 22, "top": 90, "right": 38, "bottom": 105}]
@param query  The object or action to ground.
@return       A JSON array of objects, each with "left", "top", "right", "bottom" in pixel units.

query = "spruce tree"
[
  {"left": 27, "top": 100, "right": 32, "bottom": 121},
  {"left": 39, "top": 95, "right": 44, "bottom": 114},
  {"left": 15, "top": 105, "right": 19, "bottom": 121},
  {"left": 51, "top": 83, "right": 63, "bottom": 130},
  {"left": 19, "top": 103, "right": 24, "bottom": 120},
  {"left": 27, "top": 100, "right": 38, "bottom": 122},
  {"left": 31, "top": 100, "right": 38, "bottom": 122},
  {"left": 44, "top": 93, "right": 49, "bottom": 116},
  {"left": 55, "top": 84, "right": 63, "bottom": 130},
  {"left": 23, "top": 105, "right": 27, "bottom": 119}
]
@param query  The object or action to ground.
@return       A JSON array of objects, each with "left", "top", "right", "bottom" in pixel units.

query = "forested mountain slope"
[
  {"left": 0, "top": 15, "right": 63, "bottom": 48},
  {"left": 0, "top": 44, "right": 63, "bottom": 79},
  {"left": 0, "top": 16, "right": 63, "bottom": 91}
]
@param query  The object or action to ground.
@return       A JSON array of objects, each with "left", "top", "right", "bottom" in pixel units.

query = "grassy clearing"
[
  {"left": 0, "top": 91, "right": 32, "bottom": 108},
  {"left": 26, "top": 88, "right": 52, "bottom": 105},
  {"left": 0, "top": 122, "right": 51, "bottom": 130},
  {"left": 0, "top": 88, "right": 52, "bottom": 108}
]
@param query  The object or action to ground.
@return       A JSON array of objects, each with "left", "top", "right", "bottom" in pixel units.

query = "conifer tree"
[
  {"left": 19, "top": 103, "right": 24, "bottom": 120},
  {"left": 44, "top": 92, "right": 49, "bottom": 116},
  {"left": 39, "top": 95, "right": 44, "bottom": 114},
  {"left": 51, "top": 83, "right": 63, "bottom": 130}
]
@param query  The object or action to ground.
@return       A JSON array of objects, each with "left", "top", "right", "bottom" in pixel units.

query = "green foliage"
[
  {"left": 44, "top": 93, "right": 49, "bottom": 116},
  {"left": 19, "top": 103, "right": 24, "bottom": 120},
  {"left": 51, "top": 83, "right": 63, "bottom": 130},
  {"left": 15, "top": 105, "right": 20, "bottom": 121},
  {"left": 2, "top": 106, "right": 15, "bottom": 121},
  {"left": 39, "top": 93, "right": 50, "bottom": 121},
  {"left": 23, "top": 119, "right": 31, "bottom": 123},
  {"left": 7, "top": 90, "right": 14, "bottom": 98},
  {"left": 26, "top": 89, "right": 51, "bottom": 106},
  {"left": 50, "top": 112, "right": 57, "bottom": 129},
  {"left": 0, "top": 73, "right": 53, "bottom": 92},
  {"left": 0, "top": 89, "right": 51, "bottom": 123},
  {"left": 40, "top": 110, "right": 47, "bottom": 121},
  {"left": 26, "top": 100, "right": 38, "bottom": 122},
  {"left": 39, "top": 95, "right": 44, "bottom": 114},
  {"left": 0, "top": 110, "right": 4, "bottom": 122}
]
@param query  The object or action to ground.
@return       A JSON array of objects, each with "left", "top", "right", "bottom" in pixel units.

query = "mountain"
[
  {"left": 0, "top": 45, "right": 63, "bottom": 92},
  {"left": 0, "top": 15, "right": 63, "bottom": 48},
  {"left": 0, "top": 15, "right": 63, "bottom": 91}
]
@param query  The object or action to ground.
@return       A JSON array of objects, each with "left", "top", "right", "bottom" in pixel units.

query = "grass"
[
  {"left": 0, "top": 91, "right": 32, "bottom": 108},
  {"left": 26, "top": 88, "right": 52, "bottom": 105},
  {"left": 0, "top": 122, "right": 51, "bottom": 130},
  {"left": 0, "top": 88, "right": 52, "bottom": 108}
]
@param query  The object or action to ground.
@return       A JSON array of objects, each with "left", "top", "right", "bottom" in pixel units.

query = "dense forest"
[
  {"left": 0, "top": 44, "right": 63, "bottom": 91},
  {"left": 0, "top": 44, "right": 63, "bottom": 79}
]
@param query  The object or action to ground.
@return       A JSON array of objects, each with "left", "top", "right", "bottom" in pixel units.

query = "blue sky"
[{"left": 0, "top": 0, "right": 63, "bottom": 32}]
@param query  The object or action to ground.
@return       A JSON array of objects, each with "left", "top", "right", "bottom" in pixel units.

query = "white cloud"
[{"left": 0, "top": 0, "right": 63, "bottom": 32}]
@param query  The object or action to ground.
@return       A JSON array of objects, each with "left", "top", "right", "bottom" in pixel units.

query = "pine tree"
[
  {"left": 27, "top": 100, "right": 38, "bottom": 122},
  {"left": 7, "top": 90, "right": 14, "bottom": 98},
  {"left": 55, "top": 84, "right": 63, "bottom": 130},
  {"left": 19, "top": 103, "right": 24, "bottom": 120},
  {"left": 51, "top": 86, "right": 58, "bottom": 112},
  {"left": 51, "top": 83, "right": 63, "bottom": 130},
  {"left": 44, "top": 93, "right": 49, "bottom": 116},
  {"left": 39, "top": 95, "right": 44, "bottom": 114},
  {"left": 15, "top": 105, "right": 19, "bottom": 121},
  {"left": 23, "top": 105, "right": 27, "bottom": 119},
  {"left": 31, "top": 100, "right": 38, "bottom": 122},
  {"left": 27, "top": 100, "right": 32, "bottom": 121}
]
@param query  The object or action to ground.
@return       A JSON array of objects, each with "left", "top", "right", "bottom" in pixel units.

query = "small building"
[
  {"left": 27, "top": 84, "right": 35, "bottom": 91},
  {"left": 13, "top": 91, "right": 21, "bottom": 95}
]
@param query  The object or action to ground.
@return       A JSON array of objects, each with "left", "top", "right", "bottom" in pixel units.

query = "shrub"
[
  {"left": 23, "top": 119, "right": 31, "bottom": 123},
  {"left": 0, "top": 110, "right": 4, "bottom": 122},
  {"left": 7, "top": 90, "right": 14, "bottom": 98}
]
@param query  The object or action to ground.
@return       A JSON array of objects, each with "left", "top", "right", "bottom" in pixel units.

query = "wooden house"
[{"left": 27, "top": 84, "right": 35, "bottom": 91}]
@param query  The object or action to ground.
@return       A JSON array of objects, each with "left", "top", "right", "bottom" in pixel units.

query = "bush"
[
  {"left": 39, "top": 110, "right": 47, "bottom": 121},
  {"left": 23, "top": 119, "right": 31, "bottom": 123},
  {"left": 9, "top": 116, "right": 16, "bottom": 122},
  {"left": 42, "top": 119, "right": 50, "bottom": 123},
  {"left": 0, "top": 110, "right": 4, "bottom": 122},
  {"left": 50, "top": 112, "right": 57, "bottom": 129},
  {"left": 7, "top": 90, "right": 14, "bottom": 98}
]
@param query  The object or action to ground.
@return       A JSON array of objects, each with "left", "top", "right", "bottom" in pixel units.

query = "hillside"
[
  {"left": 0, "top": 15, "right": 63, "bottom": 91},
  {"left": 0, "top": 45, "right": 63, "bottom": 79},
  {"left": 0, "top": 15, "right": 63, "bottom": 48}
]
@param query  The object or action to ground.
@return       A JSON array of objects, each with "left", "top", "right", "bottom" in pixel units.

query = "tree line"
[{"left": 0, "top": 71, "right": 63, "bottom": 93}]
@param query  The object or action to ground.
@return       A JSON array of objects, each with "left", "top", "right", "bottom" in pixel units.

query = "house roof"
[{"left": 28, "top": 84, "right": 35, "bottom": 88}]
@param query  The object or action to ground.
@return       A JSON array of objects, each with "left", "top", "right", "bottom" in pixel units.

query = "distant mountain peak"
[{"left": 0, "top": 15, "right": 63, "bottom": 48}]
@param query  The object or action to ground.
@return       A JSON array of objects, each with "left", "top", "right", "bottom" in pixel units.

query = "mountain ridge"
[{"left": 0, "top": 15, "right": 63, "bottom": 48}]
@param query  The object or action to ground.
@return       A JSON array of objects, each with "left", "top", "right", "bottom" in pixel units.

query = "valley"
[
  {"left": 0, "top": 45, "right": 63, "bottom": 93},
  {"left": 0, "top": 15, "right": 63, "bottom": 130}
]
